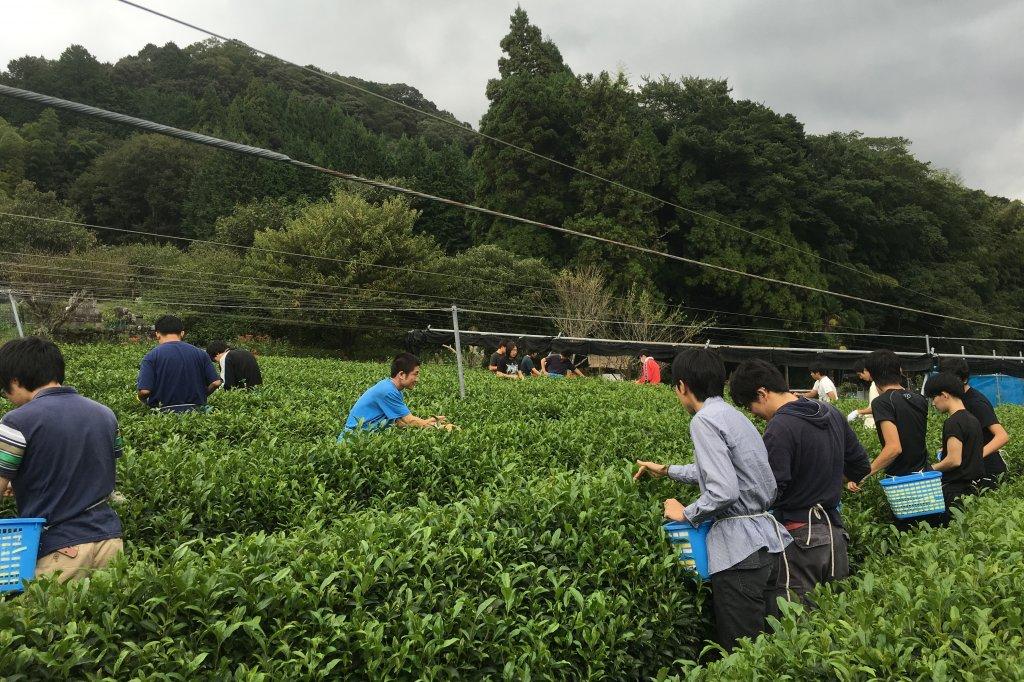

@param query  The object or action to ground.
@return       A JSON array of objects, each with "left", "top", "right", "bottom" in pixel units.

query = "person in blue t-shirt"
[
  {"left": 0, "top": 337, "right": 123, "bottom": 583},
  {"left": 340, "top": 353, "right": 455, "bottom": 439},
  {"left": 137, "top": 315, "right": 222, "bottom": 413}
]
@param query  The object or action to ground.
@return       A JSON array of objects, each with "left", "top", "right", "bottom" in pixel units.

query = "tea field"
[{"left": 1, "top": 344, "right": 1022, "bottom": 680}]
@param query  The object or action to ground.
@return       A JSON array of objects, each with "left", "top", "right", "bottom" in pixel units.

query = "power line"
[
  {"left": 113, "top": 0, "right": 961, "bottom": 314},
  {"left": 0, "top": 87, "right": 1016, "bottom": 332},
  {"left": 0, "top": 227, "right": 869, "bottom": 333}
]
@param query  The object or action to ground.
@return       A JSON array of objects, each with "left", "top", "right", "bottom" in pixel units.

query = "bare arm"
[
  {"left": 868, "top": 421, "right": 903, "bottom": 477},
  {"left": 137, "top": 389, "right": 151, "bottom": 403},
  {"left": 206, "top": 380, "right": 222, "bottom": 395},
  {"left": 396, "top": 413, "right": 453, "bottom": 430},
  {"left": 933, "top": 436, "right": 962, "bottom": 473},
  {"left": 827, "top": 390, "right": 838, "bottom": 401},
  {"left": 983, "top": 424, "right": 1009, "bottom": 458}
]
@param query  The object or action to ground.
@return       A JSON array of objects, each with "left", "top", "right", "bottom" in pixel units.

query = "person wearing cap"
[
  {"left": 206, "top": 341, "right": 263, "bottom": 390},
  {"left": 137, "top": 315, "right": 221, "bottom": 413},
  {"left": 636, "top": 350, "right": 661, "bottom": 385}
]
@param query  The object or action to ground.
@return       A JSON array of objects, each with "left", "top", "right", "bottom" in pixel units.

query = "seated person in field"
[
  {"left": 801, "top": 364, "right": 837, "bottom": 402},
  {"left": 137, "top": 315, "right": 221, "bottom": 413},
  {"left": 519, "top": 346, "right": 542, "bottom": 378},
  {"left": 497, "top": 343, "right": 525, "bottom": 380},
  {"left": 542, "top": 350, "right": 583, "bottom": 378},
  {"left": 0, "top": 337, "right": 124, "bottom": 583},
  {"left": 487, "top": 340, "right": 508, "bottom": 375},
  {"left": 206, "top": 341, "right": 263, "bottom": 390},
  {"left": 339, "top": 353, "right": 453, "bottom": 439}
]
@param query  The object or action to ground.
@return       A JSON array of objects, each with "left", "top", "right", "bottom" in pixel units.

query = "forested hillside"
[{"left": 2, "top": 9, "right": 1022, "bottom": 350}]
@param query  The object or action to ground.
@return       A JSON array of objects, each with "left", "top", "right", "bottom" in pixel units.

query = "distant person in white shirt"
[
  {"left": 847, "top": 359, "right": 878, "bottom": 428},
  {"left": 802, "top": 364, "right": 837, "bottom": 402}
]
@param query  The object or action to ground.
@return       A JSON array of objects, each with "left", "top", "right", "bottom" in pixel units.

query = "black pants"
[{"left": 710, "top": 548, "right": 780, "bottom": 652}]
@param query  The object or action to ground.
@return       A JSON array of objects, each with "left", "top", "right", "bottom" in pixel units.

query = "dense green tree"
[
  {"left": 0, "top": 180, "right": 93, "bottom": 253},
  {"left": 71, "top": 134, "right": 205, "bottom": 241},
  {"left": 470, "top": 8, "right": 582, "bottom": 259},
  {"left": 565, "top": 71, "right": 663, "bottom": 293}
]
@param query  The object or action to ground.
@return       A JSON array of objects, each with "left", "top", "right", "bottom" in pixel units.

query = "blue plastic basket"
[
  {"left": 664, "top": 520, "right": 713, "bottom": 579},
  {"left": 879, "top": 471, "right": 945, "bottom": 519},
  {"left": 0, "top": 518, "right": 45, "bottom": 592}
]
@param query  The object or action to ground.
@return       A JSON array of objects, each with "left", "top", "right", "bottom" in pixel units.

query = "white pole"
[
  {"left": 6, "top": 291, "right": 24, "bottom": 338},
  {"left": 451, "top": 305, "right": 466, "bottom": 399},
  {"left": 924, "top": 335, "right": 930, "bottom": 355}
]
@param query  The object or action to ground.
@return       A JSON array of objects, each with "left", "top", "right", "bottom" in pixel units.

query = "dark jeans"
[{"left": 710, "top": 548, "right": 780, "bottom": 652}]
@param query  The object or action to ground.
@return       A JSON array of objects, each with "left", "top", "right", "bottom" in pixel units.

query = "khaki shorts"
[{"left": 35, "top": 538, "right": 124, "bottom": 583}]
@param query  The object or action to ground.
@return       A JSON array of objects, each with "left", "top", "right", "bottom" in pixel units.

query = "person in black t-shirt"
[
  {"left": 849, "top": 351, "right": 939, "bottom": 528},
  {"left": 488, "top": 341, "right": 508, "bottom": 375},
  {"left": 939, "top": 358, "right": 1010, "bottom": 488},
  {"left": 925, "top": 372, "right": 985, "bottom": 516}
]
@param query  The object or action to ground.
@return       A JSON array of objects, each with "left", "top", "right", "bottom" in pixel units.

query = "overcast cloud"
[{"left": 3, "top": 0, "right": 1022, "bottom": 199}]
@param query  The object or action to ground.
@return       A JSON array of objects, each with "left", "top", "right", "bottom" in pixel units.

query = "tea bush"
[{"left": 0, "top": 345, "right": 1020, "bottom": 679}]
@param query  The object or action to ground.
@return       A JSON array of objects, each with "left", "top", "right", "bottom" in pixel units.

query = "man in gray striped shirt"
[{"left": 636, "top": 348, "right": 791, "bottom": 652}]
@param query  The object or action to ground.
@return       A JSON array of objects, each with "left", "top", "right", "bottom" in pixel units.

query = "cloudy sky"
[{"left": 3, "top": 0, "right": 1022, "bottom": 199}]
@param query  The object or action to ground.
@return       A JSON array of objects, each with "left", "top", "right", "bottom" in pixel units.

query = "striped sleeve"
[{"left": 0, "top": 420, "right": 27, "bottom": 478}]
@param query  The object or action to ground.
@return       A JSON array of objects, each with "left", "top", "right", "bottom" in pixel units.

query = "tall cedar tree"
[{"left": 471, "top": 9, "right": 582, "bottom": 262}]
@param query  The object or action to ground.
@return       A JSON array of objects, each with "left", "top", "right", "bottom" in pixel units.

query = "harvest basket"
[
  {"left": 0, "top": 518, "right": 45, "bottom": 592},
  {"left": 880, "top": 471, "right": 944, "bottom": 519},
  {"left": 664, "top": 520, "right": 712, "bottom": 579}
]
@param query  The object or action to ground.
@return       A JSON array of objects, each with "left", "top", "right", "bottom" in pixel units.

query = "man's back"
[
  {"left": 0, "top": 387, "right": 122, "bottom": 556},
  {"left": 224, "top": 349, "right": 262, "bottom": 390},
  {"left": 137, "top": 341, "right": 218, "bottom": 411},
  {"left": 765, "top": 398, "right": 869, "bottom": 525}
]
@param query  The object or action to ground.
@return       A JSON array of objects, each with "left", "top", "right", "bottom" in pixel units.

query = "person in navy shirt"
[
  {"left": 339, "top": 353, "right": 454, "bottom": 439},
  {"left": 0, "top": 337, "right": 123, "bottom": 583},
  {"left": 137, "top": 315, "right": 221, "bottom": 413}
]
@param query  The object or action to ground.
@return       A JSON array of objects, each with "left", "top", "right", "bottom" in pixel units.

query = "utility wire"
[
  {"left": 113, "top": 0, "right": 962, "bottom": 314},
  {"left": 0, "top": 86, "right": 1015, "bottom": 333}
]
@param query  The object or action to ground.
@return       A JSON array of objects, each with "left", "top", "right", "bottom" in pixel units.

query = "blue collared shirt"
[{"left": 667, "top": 397, "right": 791, "bottom": 574}]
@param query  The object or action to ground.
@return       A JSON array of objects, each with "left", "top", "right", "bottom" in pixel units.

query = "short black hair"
[
  {"left": 853, "top": 358, "right": 867, "bottom": 373},
  {"left": 391, "top": 352, "right": 421, "bottom": 377},
  {"left": 809, "top": 362, "right": 828, "bottom": 376},
  {"left": 639, "top": 349, "right": 649, "bottom": 358},
  {"left": 497, "top": 339, "right": 507, "bottom": 350},
  {"left": 938, "top": 357, "right": 970, "bottom": 384},
  {"left": 671, "top": 348, "right": 725, "bottom": 401},
  {"left": 924, "top": 372, "right": 965, "bottom": 399},
  {"left": 206, "top": 340, "right": 229, "bottom": 360},
  {"left": 0, "top": 336, "right": 65, "bottom": 393},
  {"left": 864, "top": 350, "right": 902, "bottom": 387},
  {"left": 154, "top": 315, "right": 186, "bottom": 335},
  {"left": 729, "top": 359, "right": 789, "bottom": 406}
]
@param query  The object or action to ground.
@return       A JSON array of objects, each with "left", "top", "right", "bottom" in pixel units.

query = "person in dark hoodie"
[{"left": 730, "top": 359, "right": 870, "bottom": 602}]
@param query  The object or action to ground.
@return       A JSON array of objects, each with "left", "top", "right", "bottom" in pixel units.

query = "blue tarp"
[{"left": 969, "top": 374, "right": 1024, "bottom": 406}]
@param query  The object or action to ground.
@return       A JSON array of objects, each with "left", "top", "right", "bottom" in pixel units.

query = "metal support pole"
[
  {"left": 961, "top": 345, "right": 966, "bottom": 357},
  {"left": 924, "top": 335, "right": 930, "bottom": 355},
  {"left": 6, "top": 291, "right": 24, "bottom": 338},
  {"left": 451, "top": 304, "right": 466, "bottom": 399}
]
